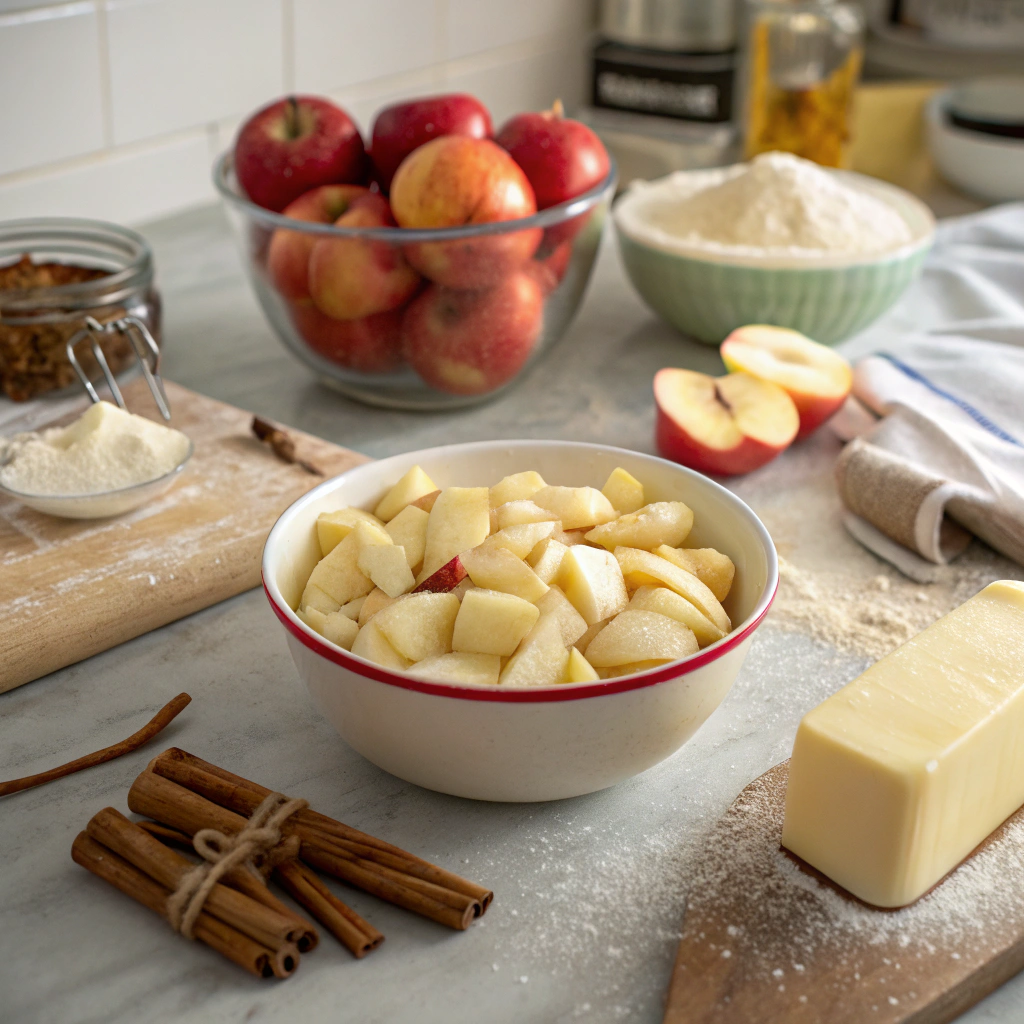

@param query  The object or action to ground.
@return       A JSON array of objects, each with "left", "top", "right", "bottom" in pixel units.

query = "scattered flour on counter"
[{"left": 0, "top": 400, "right": 190, "bottom": 495}]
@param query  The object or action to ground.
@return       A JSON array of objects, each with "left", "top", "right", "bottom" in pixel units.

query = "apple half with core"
[
  {"left": 720, "top": 325, "right": 853, "bottom": 438},
  {"left": 655, "top": 368, "right": 799, "bottom": 476},
  {"left": 235, "top": 96, "right": 366, "bottom": 212}
]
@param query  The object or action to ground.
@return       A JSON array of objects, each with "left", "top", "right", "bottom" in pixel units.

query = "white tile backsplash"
[
  {"left": 0, "top": 3, "right": 105, "bottom": 176},
  {"left": 105, "top": 0, "right": 285, "bottom": 145},
  {"left": 0, "top": 0, "right": 594, "bottom": 225}
]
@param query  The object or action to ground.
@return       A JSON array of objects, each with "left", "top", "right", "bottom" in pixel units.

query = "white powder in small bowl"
[{"left": 0, "top": 401, "right": 191, "bottom": 497}]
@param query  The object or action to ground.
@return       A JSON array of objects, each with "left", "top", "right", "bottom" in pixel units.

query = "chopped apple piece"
[
  {"left": 655, "top": 545, "right": 735, "bottom": 603},
  {"left": 565, "top": 647, "right": 600, "bottom": 683},
  {"left": 489, "top": 470, "right": 546, "bottom": 507},
  {"left": 339, "top": 595, "right": 366, "bottom": 620},
  {"left": 460, "top": 545, "right": 548, "bottom": 603},
  {"left": 556, "top": 546, "right": 629, "bottom": 625},
  {"left": 585, "top": 610, "right": 698, "bottom": 667},
  {"left": 420, "top": 486, "right": 490, "bottom": 578},
  {"left": 484, "top": 521, "right": 556, "bottom": 559},
  {"left": 535, "top": 585, "right": 588, "bottom": 646},
  {"left": 407, "top": 652, "right": 501, "bottom": 686},
  {"left": 532, "top": 485, "right": 617, "bottom": 530},
  {"left": 358, "top": 587, "right": 397, "bottom": 626},
  {"left": 300, "top": 583, "right": 341, "bottom": 615},
  {"left": 615, "top": 547, "right": 731, "bottom": 632},
  {"left": 601, "top": 467, "right": 645, "bottom": 514},
  {"left": 452, "top": 589, "right": 540, "bottom": 656},
  {"left": 374, "top": 465, "right": 439, "bottom": 522},
  {"left": 411, "top": 489, "right": 441, "bottom": 513},
  {"left": 585, "top": 501, "right": 694, "bottom": 551},
  {"left": 528, "top": 538, "right": 569, "bottom": 584},
  {"left": 629, "top": 586, "right": 725, "bottom": 648},
  {"left": 321, "top": 611, "right": 359, "bottom": 650},
  {"left": 575, "top": 618, "right": 608, "bottom": 654},
  {"left": 492, "top": 499, "right": 561, "bottom": 531},
  {"left": 358, "top": 543, "right": 415, "bottom": 598},
  {"left": 499, "top": 615, "right": 570, "bottom": 687},
  {"left": 551, "top": 527, "right": 589, "bottom": 546},
  {"left": 297, "top": 606, "right": 328, "bottom": 634},
  {"left": 374, "top": 592, "right": 460, "bottom": 661},
  {"left": 351, "top": 619, "right": 411, "bottom": 671},
  {"left": 306, "top": 526, "right": 383, "bottom": 605},
  {"left": 413, "top": 555, "right": 468, "bottom": 594},
  {"left": 385, "top": 504, "right": 430, "bottom": 571},
  {"left": 316, "top": 507, "right": 386, "bottom": 556},
  {"left": 599, "top": 660, "right": 670, "bottom": 679}
]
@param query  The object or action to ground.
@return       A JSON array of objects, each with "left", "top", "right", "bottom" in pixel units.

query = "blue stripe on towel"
[{"left": 875, "top": 352, "right": 1023, "bottom": 448}]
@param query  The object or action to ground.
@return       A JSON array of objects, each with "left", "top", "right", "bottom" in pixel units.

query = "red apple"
[
  {"left": 654, "top": 368, "right": 799, "bottom": 477},
  {"left": 307, "top": 192, "right": 420, "bottom": 320},
  {"left": 528, "top": 239, "right": 572, "bottom": 294},
  {"left": 267, "top": 184, "right": 369, "bottom": 302},
  {"left": 390, "top": 136, "right": 541, "bottom": 289},
  {"left": 496, "top": 101, "right": 610, "bottom": 210},
  {"left": 370, "top": 93, "right": 493, "bottom": 192},
  {"left": 720, "top": 325, "right": 853, "bottom": 439},
  {"left": 413, "top": 555, "right": 468, "bottom": 593},
  {"left": 235, "top": 96, "right": 366, "bottom": 212},
  {"left": 402, "top": 271, "right": 544, "bottom": 395},
  {"left": 290, "top": 303, "right": 404, "bottom": 374}
]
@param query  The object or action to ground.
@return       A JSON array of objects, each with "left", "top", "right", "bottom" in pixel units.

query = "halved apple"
[
  {"left": 720, "top": 325, "right": 852, "bottom": 439},
  {"left": 654, "top": 368, "right": 799, "bottom": 477}
]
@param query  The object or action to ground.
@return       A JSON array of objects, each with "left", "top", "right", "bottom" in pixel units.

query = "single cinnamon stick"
[
  {"left": 251, "top": 416, "right": 323, "bottom": 476},
  {"left": 274, "top": 859, "right": 383, "bottom": 958},
  {"left": 0, "top": 694, "right": 191, "bottom": 798},
  {"left": 72, "top": 832, "right": 297, "bottom": 979},
  {"left": 150, "top": 748, "right": 493, "bottom": 912},
  {"left": 86, "top": 807, "right": 315, "bottom": 953}
]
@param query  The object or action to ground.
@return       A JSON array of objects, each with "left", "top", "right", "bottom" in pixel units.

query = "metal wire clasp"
[{"left": 65, "top": 315, "right": 170, "bottom": 420}]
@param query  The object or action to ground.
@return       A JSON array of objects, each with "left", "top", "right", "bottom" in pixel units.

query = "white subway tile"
[
  {"left": 444, "top": 0, "right": 592, "bottom": 61},
  {"left": 0, "top": 131, "right": 215, "bottom": 225},
  {"left": 0, "top": 3, "right": 105, "bottom": 176},
  {"left": 105, "top": 0, "right": 285, "bottom": 145},
  {"left": 293, "top": 0, "right": 438, "bottom": 95}
]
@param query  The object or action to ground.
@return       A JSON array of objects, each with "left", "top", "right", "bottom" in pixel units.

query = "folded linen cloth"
[{"left": 832, "top": 203, "right": 1024, "bottom": 577}]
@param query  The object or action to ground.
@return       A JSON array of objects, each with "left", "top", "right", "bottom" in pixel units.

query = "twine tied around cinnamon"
[{"left": 166, "top": 791, "right": 308, "bottom": 939}]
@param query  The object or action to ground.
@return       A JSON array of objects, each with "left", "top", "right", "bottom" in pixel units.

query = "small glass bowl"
[
  {"left": 0, "top": 439, "right": 193, "bottom": 519},
  {"left": 213, "top": 152, "right": 617, "bottom": 411}
]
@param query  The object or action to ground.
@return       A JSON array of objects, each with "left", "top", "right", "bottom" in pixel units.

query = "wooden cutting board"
[
  {"left": 665, "top": 761, "right": 1024, "bottom": 1024},
  {"left": 0, "top": 379, "right": 366, "bottom": 693}
]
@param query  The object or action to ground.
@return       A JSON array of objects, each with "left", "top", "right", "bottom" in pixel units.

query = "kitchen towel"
[{"left": 833, "top": 202, "right": 1024, "bottom": 579}]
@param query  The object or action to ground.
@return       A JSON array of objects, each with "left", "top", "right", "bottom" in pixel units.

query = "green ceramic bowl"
[{"left": 614, "top": 169, "right": 935, "bottom": 346}]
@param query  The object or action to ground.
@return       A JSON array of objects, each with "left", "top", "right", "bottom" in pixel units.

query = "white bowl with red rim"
[{"left": 263, "top": 440, "right": 778, "bottom": 802}]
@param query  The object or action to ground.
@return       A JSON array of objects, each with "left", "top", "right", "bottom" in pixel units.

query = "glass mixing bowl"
[{"left": 214, "top": 153, "right": 616, "bottom": 411}]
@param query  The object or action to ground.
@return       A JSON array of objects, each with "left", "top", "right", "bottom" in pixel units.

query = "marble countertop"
[{"left": 2, "top": 203, "right": 1020, "bottom": 1024}]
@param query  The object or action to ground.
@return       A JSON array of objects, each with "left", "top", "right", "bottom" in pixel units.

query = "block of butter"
[{"left": 782, "top": 580, "right": 1024, "bottom": 908}]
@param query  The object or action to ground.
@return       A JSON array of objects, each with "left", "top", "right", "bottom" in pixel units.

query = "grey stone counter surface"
[{"left": 2, "top": 205, "right": 1021, "bottom": 1024}]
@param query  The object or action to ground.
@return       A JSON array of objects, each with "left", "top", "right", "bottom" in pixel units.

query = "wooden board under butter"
[
  {"left": 664, "top": 761, "right": 1024, "bottom": 1024},
  {"left": 0, "top": 379, "right": 366, "bottom": 693}
]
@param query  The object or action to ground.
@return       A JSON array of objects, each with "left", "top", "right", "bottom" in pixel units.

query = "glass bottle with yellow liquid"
[{"left": 740, "top": 0, "right": 864, "bottom": 168}]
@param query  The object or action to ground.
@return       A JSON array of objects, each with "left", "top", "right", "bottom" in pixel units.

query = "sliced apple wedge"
[
  {"left": 452, "top": 589, "right": 540, "bottom": 656},
  {"left": 358, "top": 543, "right": 415, "bottom": 598},
  {"left": 556, "top": 545, "right": 629, "bottom": 625},
  {"left": 615, "top": 547, "right": 731, "bottom": 632},
  {"left": 629, "top": 585, "right": 725, "bottom": 648},
  {"left": 297, "top": 606, "right": 327, "bottom": 634},
  {"left": 483, "top": 520, "right": 556, "bottom": 559},
  {"left": 528, "top": 538, "right": 569, "bottom": 584},
  {"left": 532, "top": 485, "right": 617, "bottom": 530},
  {"left": 300, "top": 582, "right": 341, "bottom": 615},
  {"left": 585, "top": 609, "right": 698, "bottom": 667},
  {"left": 420, "top": 486, "right": 490, "bottom": 578},
  {"left": 584, "top": 501, "right": 694, "bottom": 551},
  {"left": 374, "top": 465, "right": 439, "bottom": 522},
  {"left": 492, "top": 499, "right": 561, "bottom": 531},
  {"left": 407, "top": 652, "right": 501, "bottom": 686},
  {"left": 351, "top": 618, "right": 411, "bottom": 670},
  {"left": 374, "top": 592, "right": 460, "bottom": 662},
  {"left": 385, "top": 504, "right": 430, "bottom": 571},
  {"left": 460, "top": 545, "right": 548, "bottom": 603},
  {"left": 489, "top": 470, "right": 546, "bottom": 507},
  {"left": 316, "top": 506, "right": 386, "bottom": 556},
  {"left": 654, "top": 368, "right": 798, "bottom": 477},
  {"left": 535, "top": 585, "right": 588, "bottom": 646},
  {"left": 601, "top": 467, "right": 645, "bottom": 514},
  {"left": 339, "top": 595, "right": 366, "bottom": 620},
  {"left": 499, "top": 615, "right": 570, "bottom": 687},
  {"left": 655, "top": 545, "right": 735, "bottom": 603},
  {"left": 413, "top": 555, "right": 468, "bottom": 594},
  {"left": 575, "top": 618, "right": 608, "bottom": 654},
  {"left": 358, "top": 587, "right": 397, "bottom": 626},
  {"left": 565, "top": 647, "right": 600, "bottom": 683},
  {"left": 721, "top": 324, "right": 853, "bottom": 438}
]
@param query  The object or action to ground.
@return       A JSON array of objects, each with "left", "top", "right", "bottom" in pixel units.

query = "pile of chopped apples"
[{"left": 296, "top": 465, "right": 735, "bottom": 686}]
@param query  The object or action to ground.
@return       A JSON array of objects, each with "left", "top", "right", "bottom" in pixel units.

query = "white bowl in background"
[{"left": 263, "top": 441, "right": 778, "bottom": 802}]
